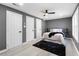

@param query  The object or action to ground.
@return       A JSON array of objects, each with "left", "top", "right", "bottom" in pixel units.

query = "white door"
[
  {"left": 36, "top": 19, "right": 42, "bottom": 39},
  {"left": 6, "top": 10, "right": 22, "bottom": 49},
  {"left": 26, "top": 16, "right": 34, "bottom": 41}
]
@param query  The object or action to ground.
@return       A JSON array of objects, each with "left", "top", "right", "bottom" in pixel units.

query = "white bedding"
[{"left": 43, "top": 32, "right": 65, "bottom": 45}]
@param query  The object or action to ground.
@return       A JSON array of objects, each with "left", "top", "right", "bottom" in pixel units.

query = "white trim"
[
  {"left": 71, "top": 38, "right": 79, "bottom": 56},
  {"left": 0, "top": 42, "right": 27, "bottom": 54},
  {"left": 23, "top": 39, "right": 37, "bottom": 44},
  {"left": 0, "top": 39, "right": 37, "bottom": 54},
  {"left": 22, "top": 42, "right": 27, "bottom": 46},
  {"left": 6, "top": 10, "right": 23, "bottom": 49},
  {"left": 0, "top": 49, "right": 8, "bottom": 54},
  {"left": 26, "top": 16, "right": 34, "bottom": 42}
]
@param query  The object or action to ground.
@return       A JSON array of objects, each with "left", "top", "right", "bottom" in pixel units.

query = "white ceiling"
[{"left": 2, "top": 3, "right": 78, "bottom": 20}]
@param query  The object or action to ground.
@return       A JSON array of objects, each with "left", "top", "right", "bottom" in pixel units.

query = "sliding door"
[
  {"left": 26, "top": 16, "right": 34, "bottom": 41},
  {"left": 36, "top": 19, "right": 42, "bottom": 39},
  {"left": 6, "top": 10, "right": 22, "bottom": 49}
]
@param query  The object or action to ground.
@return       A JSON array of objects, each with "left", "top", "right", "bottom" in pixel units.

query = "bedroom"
[{"left": 0, "top": 3, "right": 79, "bottom": 56}]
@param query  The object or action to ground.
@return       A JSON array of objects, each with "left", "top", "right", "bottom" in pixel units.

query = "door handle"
[{"left": 19, "top": 31, "right": 22, "bottom": 33}]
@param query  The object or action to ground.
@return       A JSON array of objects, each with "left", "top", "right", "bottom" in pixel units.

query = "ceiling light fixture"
[
  {"left": 44, "top": 13, "right": 48, "bottom": 16},
  {"left": 44, "top": 14, "right": 48, "bottom": 19},
  {"left": 45, "top": 13, "right": 48, "bottom": 16}
]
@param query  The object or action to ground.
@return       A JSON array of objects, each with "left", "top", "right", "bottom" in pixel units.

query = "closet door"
[
  {"left": 26, "top": 16, "right": 34, "bottom": 41},
  {"left": 6, "top": 10, "right": 22, "bottom": 49},
  {"left": 36, "top": 19, "right": 42, "bottom": 39}
]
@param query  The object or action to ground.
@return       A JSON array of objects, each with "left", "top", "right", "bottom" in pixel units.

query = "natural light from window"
[{"left": 72, "top": 7, "right": 78, "bottom": 42}]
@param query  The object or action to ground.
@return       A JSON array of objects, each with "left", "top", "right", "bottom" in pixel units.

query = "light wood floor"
[{"left": 0, "top": 38, "right": 79, "bottom": 56}]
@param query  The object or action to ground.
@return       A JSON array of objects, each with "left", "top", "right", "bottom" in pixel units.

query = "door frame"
[
  {"left": 36, "top": 19, "right": 42, "bottom": 39},
  {"left": 6, "top": 10, "right": 22, "bottom": 49},
  {"left": 26, "top": 16, "right": 34, "bottom": 42}
]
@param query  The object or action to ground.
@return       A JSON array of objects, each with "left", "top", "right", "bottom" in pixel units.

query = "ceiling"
[{"left": 2, "top": 3, "right": 78, "bottom": 20}]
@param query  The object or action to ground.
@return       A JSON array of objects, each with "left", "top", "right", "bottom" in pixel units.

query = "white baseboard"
[
  {"left": 22, "top": 42, "right": 27, "bottom": 46},
  {"left": 0, "top": 39, "right": 40, "bottom": 54},
  {"left": 71, "top": 38, "right": 79, "bottom": 56},
  {"left": 0, "top": 49, "right": 8, "bottom": 54},
  {"left": 0, "top": 42, "right": 28, "bottom": 54}
]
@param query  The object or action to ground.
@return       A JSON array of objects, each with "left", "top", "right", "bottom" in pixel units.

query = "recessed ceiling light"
[
  {"left": 12, "top": 3, "right": 24, "bottom": 6},
  {"left": 18, "top": 3, "right": 24, "bottom": 6}
]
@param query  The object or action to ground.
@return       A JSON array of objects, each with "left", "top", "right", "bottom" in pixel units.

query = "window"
[{"left": 72, "top": 7, "right": 78, "bottom": 42}]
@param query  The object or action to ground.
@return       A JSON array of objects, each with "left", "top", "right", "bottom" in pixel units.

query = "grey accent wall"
[
  {"left": 42, "top": 20, "right": 46, "bottom": 34},
  {"left": 45, "top": 17, "right": 72, "bottom": 37},
  {"left": 34, "top": 18, "right": 36, "bottom": 38},
  {"left": 0, "top": 5, "right": 6, "bottom": 50},
  {"left": 22, "top": 14, "right": 26, "bottom": 42},
  {"left": 0, "top": 4, "right": 43, "bottom": 50}
]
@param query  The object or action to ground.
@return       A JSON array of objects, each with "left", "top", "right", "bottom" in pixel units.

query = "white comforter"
[{"left": 43, "top": 32, "right": 65, "bottom": 45}]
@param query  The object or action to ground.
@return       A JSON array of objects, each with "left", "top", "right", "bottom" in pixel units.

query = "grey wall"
[
  {"left": 0, "top": 4, "right": 43, "bottom": 50},
  {"left": 34, "top": 18, "right": 36, "bottom": 38},
  {"left": 45, "top": 17, "right": 72, "bottom": 37},
  {"left": 0, "top": 5, "right": 6, "bottom": 50},
  {"left": 42, "top": 20, "right": 46, "bottom": 34},
  {"left": 22, "top": 14, "right": 26, "bottom": 42}
]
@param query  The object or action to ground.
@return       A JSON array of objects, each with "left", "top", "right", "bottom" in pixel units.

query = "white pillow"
[
  {"left": 50, "top": 29, "right": 62, "bottom": 32},
  {"left": 43, "top": 32, "right": 50, "bottom": 39}
]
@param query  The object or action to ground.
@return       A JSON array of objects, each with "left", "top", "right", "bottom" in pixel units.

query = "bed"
[
  {"left": 43, "top": 28, "right": 65, "bottom": 45},
  {"left": 33, "top": 28, "right": 65, "bottom": 56}
]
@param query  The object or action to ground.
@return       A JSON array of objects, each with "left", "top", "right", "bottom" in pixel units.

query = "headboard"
[
  {"left": 50, "top": 28, "right": 63, "bottom": 32},
  {"left": 46, "top": 28, "right": 68, "bottom": 33},
  {"left": 46, "top": 28, "right": 69, "bottom": 37}
]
